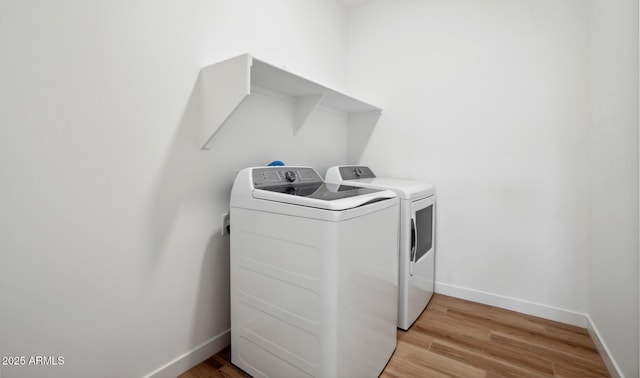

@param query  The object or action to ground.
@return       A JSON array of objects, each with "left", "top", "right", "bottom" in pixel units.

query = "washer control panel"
[
  {"left": 339, "top": 166, "right": 376, "bottom": 180},
  {"left": 252, "top": 167, "right": 322, "bottom": 188}
]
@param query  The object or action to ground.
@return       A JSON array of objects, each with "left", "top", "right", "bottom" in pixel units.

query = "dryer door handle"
[{"left": 410, "top": 217, "right": 416, "bottom": 276}]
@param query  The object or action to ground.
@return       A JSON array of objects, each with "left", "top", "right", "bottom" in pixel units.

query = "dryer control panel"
[
  {"left": 339, "top": 166, "right": 376, "bottom": 180},
  {"left": 252, "top": 167, "right": 322, "bottom": 188}
]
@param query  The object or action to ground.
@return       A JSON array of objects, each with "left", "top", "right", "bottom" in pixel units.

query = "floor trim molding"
[
  {"left": 435, "top": 282, "right": 623, "bottom": 376},
  {"left": 435, "top": 281, "right": 587, "bottom": 327},
  {"left": 144, "top": 329, "right": 231, "bottom": 378},
  {"left": 586, "top": 316, "right": 623, "bottom": 377}
]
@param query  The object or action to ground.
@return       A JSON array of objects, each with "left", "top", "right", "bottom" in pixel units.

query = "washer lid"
[
  {"left": 346, "top": 178, "right": 434, "bottom": 200},
  {"left": 253, "top": 183, "right": 396, "bottom": 211},
  {"left": 325, "top": 165, "right": 435, "bottom": 200}
]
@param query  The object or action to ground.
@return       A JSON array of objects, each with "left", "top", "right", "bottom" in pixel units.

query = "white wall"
[
  {"left": 2, "top": 0, "right": 637, "bottom": 376},
  {"left": 348, "top": 0, "right": 591, "bottom": 318},
  {"left": 588, "top": 0, "right": 639, "bottom": 376},
  {"left": 0, "top": 1, "right": 349, "bottom": 377},
  {"left": 347, "top": 0, "right": 639, "bottom": 375}
]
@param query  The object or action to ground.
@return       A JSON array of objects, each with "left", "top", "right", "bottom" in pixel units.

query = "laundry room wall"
[
  {"left": 0, "top": 1, "right": 350, "bottom": 377},
  {"left": 588, "top": 0, "right": 639, "bottom": 376},
  {"left": 347, "top": 0, "right": 590, "bottom": 319},
  {"left": 347, "top": 0, "right": 638, "bottom": 375}
]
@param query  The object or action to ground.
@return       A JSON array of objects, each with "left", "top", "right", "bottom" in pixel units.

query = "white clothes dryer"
[
  {"left": 230, "top": 166, "right": 399, "bottom": 377},
  {"left": 326, "top": 166, "right": 436, "bottom": 331}
]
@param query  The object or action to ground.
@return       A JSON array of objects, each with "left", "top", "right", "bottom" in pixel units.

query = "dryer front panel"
[{"left": 400, "top": 195, "right": 436, "bottom": 330}]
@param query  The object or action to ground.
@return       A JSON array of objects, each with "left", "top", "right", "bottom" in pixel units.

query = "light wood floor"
[{"left": 179, "top": 294, "right": 609, "bottom": 377}]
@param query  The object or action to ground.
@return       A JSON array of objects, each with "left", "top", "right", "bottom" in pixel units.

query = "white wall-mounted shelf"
[{"left": 199, "top": 53, "right": 382, "bottom": 150}]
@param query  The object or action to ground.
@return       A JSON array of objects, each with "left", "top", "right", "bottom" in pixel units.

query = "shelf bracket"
[
  {"left": 293, "top": 94, "right": 325, "bottom": 136},
  {"left": 199, "top": 54, "right": 252, "bottom": 150}
]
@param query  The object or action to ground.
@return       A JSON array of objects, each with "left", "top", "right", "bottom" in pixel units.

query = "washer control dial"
[{"left": 284, "top": 170, "right": 297, "bottom": 182}]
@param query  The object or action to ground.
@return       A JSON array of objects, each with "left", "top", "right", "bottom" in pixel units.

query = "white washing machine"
[
  {"left": 326, "top": 166, "right": 435, "bottom": 331},
  {"left": 230, "top": 166, "right": 399, "bottom": 378}
]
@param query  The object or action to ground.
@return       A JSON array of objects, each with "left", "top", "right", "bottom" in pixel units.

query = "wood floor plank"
[
  {"left": 178, "top": 347, "right": 249, "bottom": 378},
  {"left": 396, "top": 327, "right": 435, "bottom": 350},
  {"left": 413, "top": 309, "right": 493, "bottom": 345},
  {"left": 383, "top": 339, "right": 487, "bottom": 378},
  {"left": 432, "top": 295, "right": 591, "bottom": 338},
  {"left": 429, "top": 340, "right": 553, "bottom": 377},
  {"left": 491, "top": 331, "right": 609, "bottom": 376},
  {"left": 543, "top": 322, "right": 598, "bottom": 349},
  {"left": 381, "top": 357, "right": 454, "bottom": 378},
  {"left": 444, "top": 306, "right": 601, "bottom": 362},
  {"left": 440, "top": 300, "right": 547, "bottom": 335},
  {"left": 218, "top": 364, "right": 251, "bottom": 378},
  {"left": 491, "top": 328, "right": 601, "bottom": 363},
  {"left": 439, "top": 328, "right": 556, "bottom": 375},
  {"left": 416, "top": 305, "right": 557, "bottom": 375},
  {"left": 423, "top": 302, "right": 449, "bottom": 315},
  {"left": 182, "top": 294, "right": 610, "bottom": 377},
  {"left": 553, "top": 361, "right": 611, "bottom": 377},
  {"left": 178, "top": 363, "right": 216, "bottom": 378}
]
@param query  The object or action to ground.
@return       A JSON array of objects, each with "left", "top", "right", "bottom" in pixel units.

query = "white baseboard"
[
  {"left": 143, "top": 329, "right": 231, "bottom": 378},
  {"left": 434, "top": 281, "right": 588, "bottom": 327},
  {"left": 586, "top": 316, "right": 623, "bottom": 378},
  {"left": 435, "top": 282, "right": 622, "bottom": 376}
]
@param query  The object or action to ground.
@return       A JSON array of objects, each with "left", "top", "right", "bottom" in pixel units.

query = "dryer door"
[{"left": 410, "top": 196, "right": 435, "bottom": 276}]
